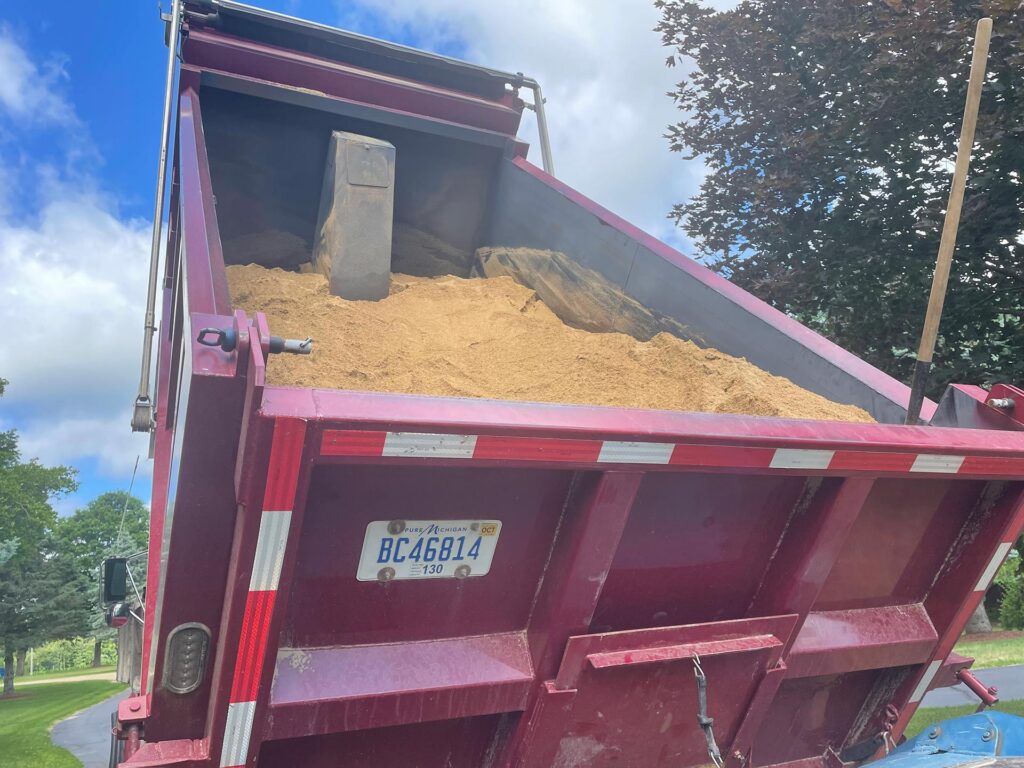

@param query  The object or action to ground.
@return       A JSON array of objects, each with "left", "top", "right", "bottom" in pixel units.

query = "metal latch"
[
  {"left": 988, "top": 397, "right": 1016, "bottom": 410},
  {"left": 197, "top": 327, "right": 312, "bottom": 355},
  {"left": 957, "top": 667, "right": 999, "bottom": 710}
]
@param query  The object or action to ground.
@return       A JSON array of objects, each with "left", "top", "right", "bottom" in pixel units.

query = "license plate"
[{"left": 357, "top": 519, "right": 502, "bottom": 582}]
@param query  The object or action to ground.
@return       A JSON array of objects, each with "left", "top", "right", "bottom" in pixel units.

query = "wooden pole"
[{"left": 905, "top": 17, "right": 992, "bottom": 424}]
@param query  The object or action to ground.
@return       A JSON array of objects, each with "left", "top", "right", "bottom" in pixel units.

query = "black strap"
[{"left": 694, "top": 656, "right": 724, "bottom": 768}]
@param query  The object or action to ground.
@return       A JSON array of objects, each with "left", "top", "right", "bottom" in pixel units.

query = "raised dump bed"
[{"left": 119, "top": 3, "right": 1024, "bottom": 767}]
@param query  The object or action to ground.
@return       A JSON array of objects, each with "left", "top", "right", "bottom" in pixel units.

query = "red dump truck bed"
[{"left": 119, "top": 3, "right": 1024, "bottom": 767}]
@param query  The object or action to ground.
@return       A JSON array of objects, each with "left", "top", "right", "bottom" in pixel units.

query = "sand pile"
[{"left": 225, "top": 264, "right": 872, "bottom": 422}]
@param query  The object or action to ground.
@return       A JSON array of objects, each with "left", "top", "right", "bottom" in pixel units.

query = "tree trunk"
[
  {"left": 92, "top": 638, "right": 103, "bottom": 668},
  {"left": 3, "top": 650, "right": 14, "bottom": 696},
  {"left": 965, "top": 602, "right": 993, "bottom": 634},
  {"left": 15, "top": 649, "right": 25, "bottom": 677}
]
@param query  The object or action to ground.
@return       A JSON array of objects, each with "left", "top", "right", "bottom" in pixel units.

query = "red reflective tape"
[
  {"left": 959, "top": 455, "right": 1024, "bottom": 477},
  {"left": 263, "top": 419, "right": 306, "bottom": 511},
  {"left": 229, "top": 590, "right": 277, "bottom": 703},
  {"left": 316, "top": 428, "right": 1024, "bottom": 478},
  {"left": 668, "top": 444, "right": 774, "bottom": 469},
  {"left": 829, "top": 450, "right": 917, "bottom": 473},
  {"left": 320, "top": 429, "right": 388, "bottom": 457},
  {"left": 473, "top": 435, "right": 603, "bottom": 462}
]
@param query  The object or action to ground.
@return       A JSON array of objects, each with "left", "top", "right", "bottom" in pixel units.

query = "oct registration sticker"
[{"left": 357, "top": 520, "right": 502, "bottom": 582}]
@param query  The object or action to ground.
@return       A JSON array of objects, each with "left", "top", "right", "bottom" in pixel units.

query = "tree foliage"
[
  {"left": 33, "top": 636, "right": 117, "bottom": 673},
  {"left": 995, "top": 552, "right": 1024, "bottom": 629},
  {"left": 56, "top": 491, "right": 149, "bottom": 572},
  {"left": 56, "top": 491, "right": 149, "bottom": 656},
  {"left": 0, "top": 379, "right": 80, "bottom": 694},
  {"left": 657, "top": 0, "right": 1024, "bottom": 393}
]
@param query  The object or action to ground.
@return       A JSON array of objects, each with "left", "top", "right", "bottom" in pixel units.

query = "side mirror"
[
  {"left": 102, "top": 557, "right": 129, "bottom": 604},
  {"left": 105, "top": 602, "right": 130, "bottom": 629}
]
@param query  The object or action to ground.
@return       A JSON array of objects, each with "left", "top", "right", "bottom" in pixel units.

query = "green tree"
[
  {"left": 33, "top": 636, "right": 117, "bottom": 673},
  {"left": 0, "top": 378, "right": 79, "bottom": 695},
  {"left": 995, "top": 551, "right": 1024, "bottom": 629},
  {"left": 56, "top": 491, "right": 149, "bottom": 666},
  {"left": 57, "top": 492, "right": 149, "bottom": 569},
  {"left": 656, "top": 0, "right": 1024, "bottom": 395}
]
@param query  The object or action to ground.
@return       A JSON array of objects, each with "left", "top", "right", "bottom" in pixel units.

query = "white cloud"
[
  {"left": 0, "top": 195, "right": 149, "bottom": 412},
  {"left": 0, "top": 29, "right": 151, "bottom": 489},
  {"left": 341, "top": 0, "right": 735, "bottom": 247},
  {"left": 17, "top": 413, "right": 150, "bottom": 480},
  {"left": 0, "top": 26, "right": 74, "bottom": 124},
  {"left": 0, "top": 190, "right": 153, "bottom": 484}
]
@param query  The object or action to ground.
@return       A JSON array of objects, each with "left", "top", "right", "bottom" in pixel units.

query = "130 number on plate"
[{"left": 357, "top": 520, "right": 502, "bottom": 582}]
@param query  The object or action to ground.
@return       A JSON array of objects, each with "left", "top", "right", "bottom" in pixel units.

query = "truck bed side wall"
[{"left": 486, "top": 158, "right": 920, "bottom": 425}]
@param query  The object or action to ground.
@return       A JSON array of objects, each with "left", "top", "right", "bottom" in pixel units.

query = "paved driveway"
[
  {"left": 922, "top": 664, "right": 1024, "bottom": 708},
  {"left": 51, "top": 688, "right": 129, "bottom": 768}
]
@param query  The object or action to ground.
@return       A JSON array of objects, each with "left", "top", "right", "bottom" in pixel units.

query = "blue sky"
[
  {"left": 0, "top": 0, "right": 718, "bottom": 515},
  {"left": 3, "top": 0, "right": 403, "bottom": 223}
]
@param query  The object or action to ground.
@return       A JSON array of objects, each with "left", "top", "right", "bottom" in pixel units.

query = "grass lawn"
[
  {"left": 19, "top": 665, "right": 116, "bottom": 683},
  {"left": 954, "top": 631, "right": 1024, "bottom": 669},
  {"left": 0, "top": 679, "right": 125, "bottom": 767},
  {"left": 905, "top": 632, "right": 1024, "bottom": 741}
]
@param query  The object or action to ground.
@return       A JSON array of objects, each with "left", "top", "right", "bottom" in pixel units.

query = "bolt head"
[{"left": 129, "top": 701, "right": 141, "bottom": 712}]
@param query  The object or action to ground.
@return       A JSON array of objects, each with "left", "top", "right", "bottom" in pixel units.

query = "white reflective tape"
[
  {"left": 910, "top": 454, "right": 965, "bottom": 474},
  {"left": 908, "top": 660, "right": 942, "bottom": 704},
  {"left": 249, "top": 510, "right": 292, "bottom": 592},
  {"left": 975, "top": 542, "right": 1013, "bottom": 592},
  {"left": 770, "top": 449, "right": 835, "bottom": 470},
  {"left": 597, "top": 441, "right": 675, "bottom": 464},
  {"left": 220, "top": 700, "right": 256, "bottom": 767},
  {"left": 382, "top": 432, "right": 477, "bottom": 459}
]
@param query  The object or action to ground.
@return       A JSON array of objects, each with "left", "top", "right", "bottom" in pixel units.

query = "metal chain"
[{"left": 693, "top": 655, "right": 725, "bottom": 768}]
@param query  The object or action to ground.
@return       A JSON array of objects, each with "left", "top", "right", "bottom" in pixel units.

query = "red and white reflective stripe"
[
  {"left": 910, "top": 454, "right": 965, "bottom": 473},
  {"left": 770, "top": 448, "right": 834, "bottom": 470},
  {"left": 597, "top": 441, "right": 675, "bottom": 465},
  {"left": 383, "top": 431, "right": 477, "bottom": 459},
  {"left": 908, "top": 534, "right": 1019, "bottom": 710},
  {"left": 220, "top": 419, "right": 304, "bottom": 768},
  {"left": 908, "top": 659, "right": 942, "bottom": 704},
  {"left": 321, "top": 430, "right": 1024, "bottom": 477},
  {"left": 221, "top": 701, "right": 256, "bottom": 768},
  {"left": 975, "top": 541, "right": 1013, "bottom": 593}
]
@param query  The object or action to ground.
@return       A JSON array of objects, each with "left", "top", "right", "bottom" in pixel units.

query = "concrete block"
[{"left": 313, "top": 131, "right": 395, "bottom": 300}]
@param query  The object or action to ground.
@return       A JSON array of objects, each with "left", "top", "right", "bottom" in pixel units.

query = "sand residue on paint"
[{"left": 225, "top": 264, "right": 873, "bottom": 422}]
